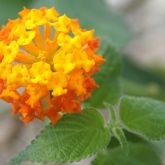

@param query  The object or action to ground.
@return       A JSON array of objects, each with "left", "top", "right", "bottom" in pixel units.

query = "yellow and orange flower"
[{"left": 0, "top": 7, "right": 105, "bottom": 124}]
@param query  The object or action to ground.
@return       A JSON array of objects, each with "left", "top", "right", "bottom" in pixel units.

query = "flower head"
[{"left": 0, "top": 7, "right": 105, "bottom": 124}]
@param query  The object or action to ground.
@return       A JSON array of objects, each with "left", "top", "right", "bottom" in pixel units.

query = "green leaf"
[
  {"left": 30, "top": 0, "right": 132, "bottom": 49},
  {"left": 119, "top": 96, "right": 165, "bottom": 140},
  {"left": 92, "top": 143, "right": 162, "bottom": 165},
  {"left": 0, "top": 0, "right": 31, "bottom": 26},
  {"left": 87, "top": 40, "right": 122, "bottom": 107},
  {"left": 11, "top": 109, "right": 110, "bottom": 165}
]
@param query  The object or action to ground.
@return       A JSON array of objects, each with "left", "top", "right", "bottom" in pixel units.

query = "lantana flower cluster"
[{"left": 0, "top": 7, "right": 105, "bottom": 124}]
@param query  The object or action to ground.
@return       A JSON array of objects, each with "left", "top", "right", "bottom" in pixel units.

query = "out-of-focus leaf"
[
  {"left": 121, "top": 78, "right": 161, "bottom": 97},
  {"left": 30, "top": 0, "right": 132, "bottom": 49},
  {"left": 122, "top": 57, "right": 165, "bottom": 101},
  {"left": 92, "top": 143, "right": 162, "bottom": 165},
  {"left": 122, "top": 57, "right": 165, "bottom": 84},
  {"left": 87, "top": 40, "right": 122, "bottom": 107},
  {"left": 0, "top": 0, "right": 31, "bottom": 26}
]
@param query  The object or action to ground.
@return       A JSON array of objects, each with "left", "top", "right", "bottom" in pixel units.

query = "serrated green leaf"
[
  {"left": 119, "top": 96, "right": 165, "bottom": 140},
  {"left": 87, "top": 40, "right": 122, "bottom": 107},
  {"left": 92, "top": 143, "right": 162, "bottom": 165},
  {"left": 30, "top": 0, "right": 132, "bottom": 49},
  {"left": 0, "top": 0, "right": 31, "bottom": 26},
  {"left": 11, "top": 109, "right": 110, "bottom": 165}
]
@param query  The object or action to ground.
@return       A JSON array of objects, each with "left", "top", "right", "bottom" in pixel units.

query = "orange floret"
[{"left": 0, "top": 7, "right": 105, "bottom": 124}]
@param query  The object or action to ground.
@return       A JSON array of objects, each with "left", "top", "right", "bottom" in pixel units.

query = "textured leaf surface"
[
  {"left": 30, "top": 0, "right": 132, "bottom": 49},
  {"left": 92, "top": 143, "right": 161, "bottom": 165},
  {"left": 119, "top": 96, "right": 165, "bottom": 140},
  {"left": 87, "top": 40, "right": 122, "bottom": 107},
  {"left": 11, "top": 109, "right": 110, "bottom": 165}
]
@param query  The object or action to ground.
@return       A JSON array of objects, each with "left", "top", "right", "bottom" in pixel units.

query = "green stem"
[
  {"left": 112, "top": 127, "right": 127, "bottom": 149},
  {"left": 104, "top": 103, "right": 116, "bottom": 125},
  {"left": 104, "top": 102, "right": 128, "bottom": 149}
]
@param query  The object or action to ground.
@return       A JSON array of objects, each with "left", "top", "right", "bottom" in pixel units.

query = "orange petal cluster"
[{"left": 0, "top": 7, "right": 105, "bottom": 124}]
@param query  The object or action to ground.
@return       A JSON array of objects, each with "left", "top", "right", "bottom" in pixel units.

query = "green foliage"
[
  {"left": 112, "top": 127, "right": 127, "bottom": 149},
  {"left": 11, "top": 109, "right": 110, "bottom": 165},
  {"left": 0, "top": 0, "right": 30, "bottom": 26},
  {"left": 92, "top": 143, "right": 162, "bottom": 165},
  {"left": 119, "top": 96, "right": 165, "bottom": 140},
  {"left": 0, "top": 0, "right": 163, "bottom": 165},
  {"left": 30, "top": 0, "right": 132, "bottom": 49},
  {"left": 87, "top": 40, "right": 122, "bottom": 107},
  {"left": 108, "top": 130, "right": 146, "bottom": 149},
  {"left": 122, "top": 57, "right": 165, "bottom": 101},
  {"left": 122, "top": 57, "right": 165, "bottom": 85},
  {"left": 121, "top": 78, "right": 161, "bottom": 98}
]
